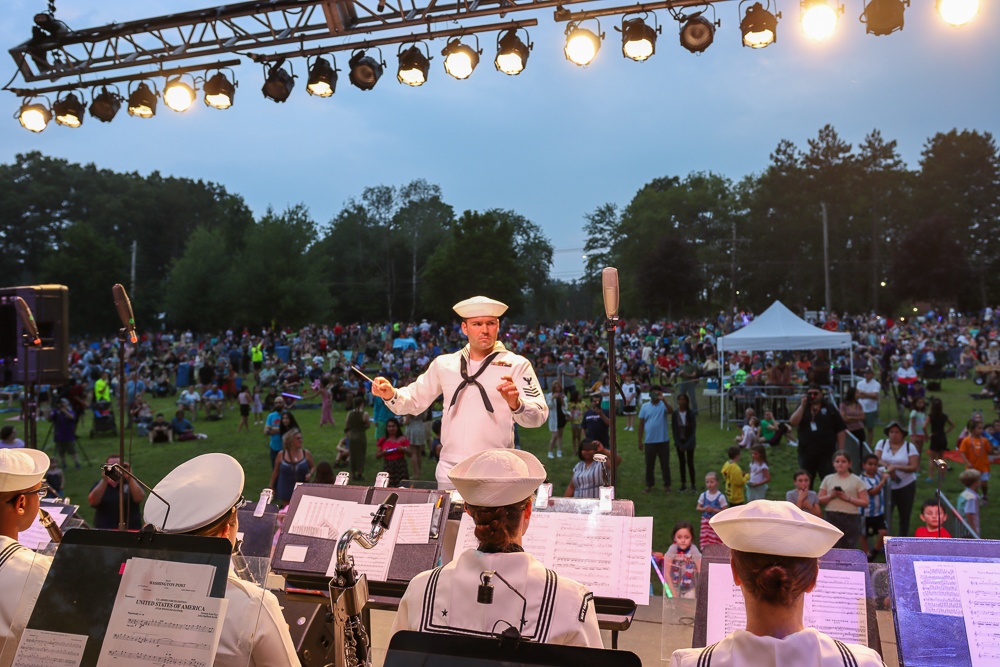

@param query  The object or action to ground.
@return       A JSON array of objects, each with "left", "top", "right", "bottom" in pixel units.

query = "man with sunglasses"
[
  {"left": 0, "top": 449, "right": 53, "bottom": 664},
  {"left": 789, "top": 385, "right": 847, "bottom": 488}
]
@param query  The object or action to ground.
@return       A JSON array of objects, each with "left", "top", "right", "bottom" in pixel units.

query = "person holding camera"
[
  {"left": 817, "top": 450, "right": 868, "bottom": 550},
  {"left": 88, "top": 454, "right": 145, "bottom": 530},
  {"left": 789, "top": 385, "right": 847, "bottom": 488}
]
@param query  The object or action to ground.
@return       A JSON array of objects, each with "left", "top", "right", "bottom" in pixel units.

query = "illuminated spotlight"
[
  {"left": 397, "top": 44, "right": 431, "bottom": 86},
  {"left": 127, "top": 82, "right": 158, "bottom": 118},
  {"left": 53, "top": 92, "right": 86, "bottom": 128},
  {"left": 495, "top": 29, "right": 532, "bottom": 75},
  {"left": 203, "top": 72, "right": 236, "bottom": 109},
  {"left": 262, "top": 60, "right": 295, "bottom": 102},
  {"left": 861, "top": 0, "right": 907, "bottom": 35},
  {"left": 621, "top": 16, "right": 658, "bottom": 61},
  {"left": 937, "top": 0, "right": 979, "bottom": 25},
  {"left": 801, "top": 0, "right": 843, "bottom": 41},
  {"left": 740, "top": 1, "right": 780, "bottom": 48},
  {"left": 90, "top": 86, "right": 121, "bottom": 122},
  {"left": 349, "top": 50, "right": 385, "bottom": 91},
  {"left": 564, "top": 22, "right": 603, "bottom": 67},
  {"left": 17, "top": 99, "right": 51, "bottom": 132},
  {"left": 442, "top": 38, "right": 481, "bottom": 80},
  {"left": 306, "top": 56, "right": 337, "bottom": 97},
  {"left": 679, "top": 13, "right": 719, "bottom": 53},
  {"left": 163, "top": 77, "right": 196, "bottom": 112}
]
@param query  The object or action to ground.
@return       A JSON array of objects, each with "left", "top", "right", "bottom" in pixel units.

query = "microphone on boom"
[
  {"left": 602, "top": 267, "right": 619, "bottom": 320},
  {"left": 13, "top": 297, "right": 41, "bottom": 347},
  {"left": 112, "top": 284, "right": 138, "bottom": 344}
]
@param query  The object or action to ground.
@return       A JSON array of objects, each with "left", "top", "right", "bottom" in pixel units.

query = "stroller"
[{"left": 90, "top": 400, "right": 118, "bottom": 437}]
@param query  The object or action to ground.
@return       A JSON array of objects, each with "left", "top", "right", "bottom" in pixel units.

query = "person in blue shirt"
[
  {"left": 203, "top": 383, "right": 225, "bottom": 418},
  {"left": 264, "top": 397, "right": 286, "bottom": 468},
  {"left": 638, "top": 386, "right": 674, "bottom": 493}
]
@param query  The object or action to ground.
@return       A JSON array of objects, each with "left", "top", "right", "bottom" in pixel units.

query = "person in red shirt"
[
  {"left": 913, "top": 498, "right": 953, "bottom": 538},
  {"left": 959, "top": 419, "right": 993, "bottom": 501}
]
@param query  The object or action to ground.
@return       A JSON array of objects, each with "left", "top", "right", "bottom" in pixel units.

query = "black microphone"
[
  {"left": 13, "top": 297, "right": 41, "bottom": 347},
  {"left": 602, "top": 267, "right": 619, "bottom": 320},
  {"left": 112, "top": 284, "right": 138, "bottom": 344}
]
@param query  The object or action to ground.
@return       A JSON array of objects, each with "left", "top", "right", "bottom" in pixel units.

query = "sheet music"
[
  {"left": 325, "top": 503, "right": 401, "bottom": 581},
  {"left": 913, "top": 561, "right": 963, "bottom": 617},
  {"left": 706, "top": 563, "right": 868, "bottom": 646},
  {"left": 955, "top": 562, "right": 1000, "bottom": 667},
  {"left": 453, "top": 512, "right": 653, "bottom": 604},
  {"left": 96, "top": 558, "right": 227, "bottom": 667},
  {"left": 18, "top": 507, "right": 68, "bottom": 551},
  {"left": 287, "top": 495, "right": 355, "bottom": 540},
  {"left": 11, "top": 629, "right": 87, "bottom": 667},
  {"left": 395, "top": 504, "right": 434, "bottom": 544}
]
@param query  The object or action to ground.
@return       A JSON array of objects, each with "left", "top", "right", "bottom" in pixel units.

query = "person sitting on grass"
[
  {"left": 148, "top": 413, "right": 173, "bottom": 444},
  {"left": 171, "top": 409, "right": 196, "bottom": 441},
  {"left": 203, "top": 383, "right": 226, "bottom": 419}
]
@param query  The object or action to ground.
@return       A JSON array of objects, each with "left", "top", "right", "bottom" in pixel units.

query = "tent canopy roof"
[{"left": 717, "top": 301, "right": 852, "bottom": 352}]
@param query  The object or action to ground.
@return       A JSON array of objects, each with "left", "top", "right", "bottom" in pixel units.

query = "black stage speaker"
[
  {"left": 272, "top": 590, "right": 337, "bottom": 666},
  {"left": 0, "top": 284, "right": 69, "bottom": 385}
]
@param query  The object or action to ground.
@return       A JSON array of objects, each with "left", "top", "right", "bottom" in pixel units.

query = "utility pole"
[{"left": 822, "top": 202, "right": 831, "bottom": 314}]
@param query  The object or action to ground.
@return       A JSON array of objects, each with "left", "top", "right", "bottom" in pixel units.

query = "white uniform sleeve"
[
  {"left": 387, "top": 359, "right": 444, "bottom": 417},
  {"left": 512, "top": 357, "right": 548, "bottom": 428},
  {"left": 251, "top": 589, "right": 300, "bottom": 667}
]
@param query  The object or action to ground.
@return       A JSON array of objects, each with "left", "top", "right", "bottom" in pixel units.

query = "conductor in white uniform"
[
  {"left": 670, "top": 500, "right": 885, "bottom": 667},
  {"left": 143, "top": 453, "right": 300, "bottom": 667},
  {"left": 0, "top": 449, "right": 52, "bottom": 667},
  {"left": 372, "top": 296, "right": 548, "bottom": 488},
  {"left": 389, "top": 448, "right": 603, "bottom": 647}
]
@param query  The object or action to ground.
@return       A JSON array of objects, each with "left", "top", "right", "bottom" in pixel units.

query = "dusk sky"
[{"left": 2, "top": 0, "right": 998, "bottom": 282}]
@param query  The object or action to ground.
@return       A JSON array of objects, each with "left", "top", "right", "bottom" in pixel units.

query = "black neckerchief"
[
  {"left": 449, "top": 350, "right": 502, "bottom": 413},
  {"left": 479, "top": 543, "right": 525, "bottom": 554}
]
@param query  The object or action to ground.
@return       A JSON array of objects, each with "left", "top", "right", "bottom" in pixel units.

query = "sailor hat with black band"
[
  {"left": 709, "top": 499, "right": 843, "bottom": 559},
  {"left": 453, "top": 296, "right": 508, "bottom": 319},
  {"left": 144, "top": 453, "right": 244, "bottom": 533},
  {"left": 0, "top": 448, "right": 49, "bottom": 494},
  {"left": 448, "top": 449, "right": 546, "bottom": 507}
]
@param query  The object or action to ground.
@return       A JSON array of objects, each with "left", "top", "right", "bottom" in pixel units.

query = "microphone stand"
[
  {"left": 21, "top": 334, "right": 40, "bottom": 450},
  {"left": 606, "top": 314, "right": 619, "bottom": 488},
  {"left": 116, "top": 327, "right": 128, "bottom": 531}
]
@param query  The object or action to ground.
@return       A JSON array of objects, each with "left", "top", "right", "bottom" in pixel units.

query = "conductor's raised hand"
[
  {"left": 371, "top": 377, "right": 395, "bottom": 400},
  {"left": 497, "top": 375, "right": 521, "bottom": 411}
]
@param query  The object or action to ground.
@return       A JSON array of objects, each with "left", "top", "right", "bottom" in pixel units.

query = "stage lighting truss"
[
  {"left": 262, "top": 59, "right": 295, "bottom": 102},
  {"left": 937, "top": 0, "right": 979, "bottom": 26},
  {"left": 163, "top": 75, "right": 197, "bottom": 112},
  {"left": 397, "top": 43, "right": 432, "bottom": 86},
  {"left": 16, "top": 97, "right": 51, "bottom": 132},
  {"left": 306, "top": 55, "right": 338, "bottom": 97},
  {"left": 860, "top": 0, "right": 908, "bottom": 35},
  {"left": 349, "top": 49, "right": 386, "bottom": 91},
  {"left": 53, "top": 91, "right": 86, "bottom": 127},
  {"left": 673, "top": 5, "right": 720, "bottom": 53},
  {"left": 442, "top": 37, "right": 482, "bottom": 80},
  {"left": 127, "top": 81, "right": 158, "bottom": 118},
  {"left": 495, "top": 28, "right": 533, "bottom": 75},
  {"left": 564, "top": 21, "right": 604, "bottom": 67},
  {"left": 801, "top": 0, "right": 843, "bottom": 41},
  {"left": 618, "top": 14, "right": 660, "bottom": 61},
  {"left": 90, "top": 85, "right": 122, "bottom": 122},
  {"left": 739, "top": 0, "right": 781, "bottom": 48},
  {"left": 203, "top": 70, "right": 237, "bottom": 109}
]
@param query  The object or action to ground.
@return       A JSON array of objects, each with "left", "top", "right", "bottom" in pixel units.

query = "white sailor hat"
[
  {"left": 449, "top": 449, "right": 545, "bottom": 507},
  {"left": 709, "top": 499, "right": 842, "bottom": 558},
  {"left": 453, "top": 296, "right": 508, "bottom": 319},
  {"left": 0, "top": 448, "right": 49, "bottom": 494},
  {"left": 144, "top": 453, "right": 245, "bottom": 533}
]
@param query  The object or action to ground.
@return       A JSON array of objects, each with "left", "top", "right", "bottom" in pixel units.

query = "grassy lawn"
[{"left": 48, "top": 374, "right": 996, "bottom": 557}]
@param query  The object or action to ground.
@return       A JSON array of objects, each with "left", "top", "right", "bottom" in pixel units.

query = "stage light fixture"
[
  {"left": 203, "top": 72, "right": 236, "bottom": 109},
  {"left": 262, "top": 60, "right": 295, "bottom": 102},
  {"left": 349, "top": 50, "right": 385, "bottom": 91},
  {"left": 564, "top": 22, "right": 603, "bottom": 67},
  {"left": 90, "top": 86, "right": 121, "bottom": 122},
  {"left": 620, "top": 16, "right": 658, "bottom": 61},
  {"left": 937, "top": 0, "right": 979, "bottom": 25},
  {"left": 306, "top": 56, "right": 338, "bottom": 97},
  {"left": 127, "top": 82, "right": 158, "bottom": 118},
  {"left": 740, "top": 1, "right": 780, "bottom": 47},
  {"left": 163, "top": 77, "right": 196, "bottom": 112},
  {"left": 16, "top": 99, "right": 51, "bottom": 133},
  {"left": 495, "top": 29, "right": 532, "bottom": 75},
  {"left": 442, "top": 38, "right": 481, "bottom": 80},
  {"left": 801, "top": 0, "right": 842, "bottom": 41},
  {"left": 679, "top": 13, "right": 718, "bottom": 53},
  {"left": 860, "top": 0, "right": 907, "bottom": 35},
  {"left": 53, "top": 92, "right": 86, "bottom": 128},
  {"left": 397, "top": 44, "right": 431, "bottom": 86}
]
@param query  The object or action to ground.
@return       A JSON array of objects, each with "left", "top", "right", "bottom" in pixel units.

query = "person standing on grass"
[{"left": 638, "top": 385, "right": 674, "bottom": 494}]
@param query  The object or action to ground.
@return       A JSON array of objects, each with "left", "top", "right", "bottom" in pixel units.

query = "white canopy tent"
[{"left": 715, "top": 301, "right": 853, "bottom": 427}]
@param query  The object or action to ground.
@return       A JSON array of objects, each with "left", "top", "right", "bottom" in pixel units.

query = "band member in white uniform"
[
  {"left": 670, "top": 500, "right": 885, "bottom": 667},
  {"left": 372, "top": 296, "right": 548, "bottom": 488},
  {"left": 0, "top": 449, "right": 52, "bottom": 667},
  {"left": 389, "top": 449, "right": 603, "bottom": 647},
  {"left": 143, "top": 453, "right": 299, "bottom": 667}
]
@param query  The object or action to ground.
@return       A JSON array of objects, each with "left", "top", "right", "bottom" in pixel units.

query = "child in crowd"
[
  {"left": 859, "top": 454, "right": 889, "bottom": 561},
  {"left": 334, "top": 436, "right": 351, "bottom": 468},
  {"left": 958, "top": 418, "right": 993, "bottom": 501},
  {"left": 237, "top": 385, "right": 252, "bottom": 433},
  {"left": 721, "top": 446, "right": 748, "bottom": 505},
  {"left": 746, "top": 444, "right": 771, "bottom": 501},
  {"left": 696, "top": 472, "right": 727, "bottom": 550},
  {"left": 957, "top": 469, "right": 983, "bottom": 535},
  {"left": 251, "top": 385, "right": 264, "bottom": 425},
  {"left": 914, "top": 498, "right": 952, "bottom": 538},
  {"left": 818, "top": 450, "right": 868, "bottom": 550},
  {"left": 786, "top": 469, "right": 821, "bottom": 517},
  {"left": 665, "top": 521, "right": 702, "bottom": 599},
  {"left": 735, "top": 417, "right": 758, "bottom": 449}
]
